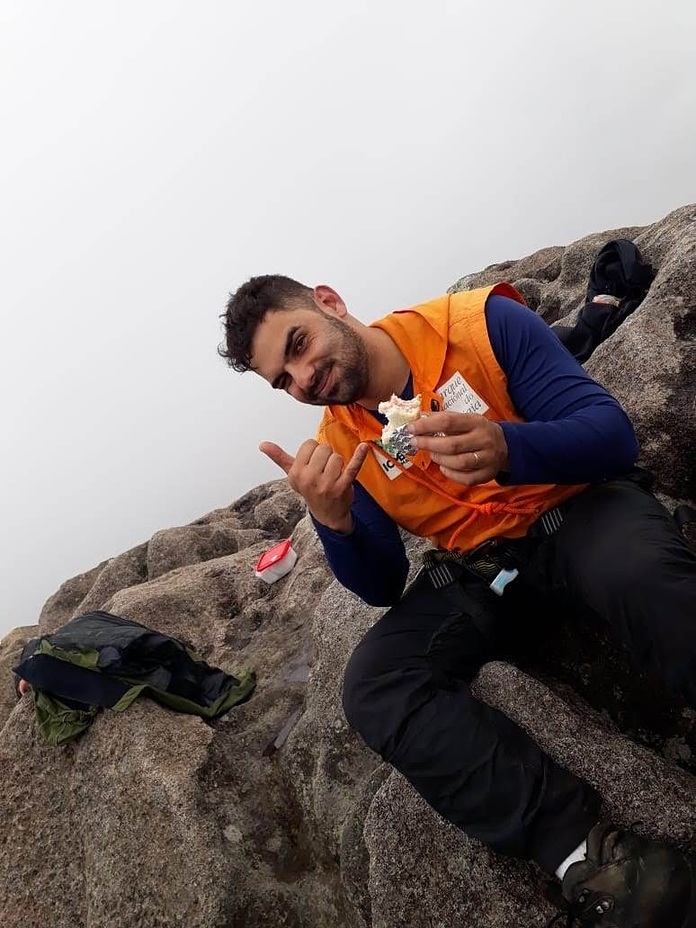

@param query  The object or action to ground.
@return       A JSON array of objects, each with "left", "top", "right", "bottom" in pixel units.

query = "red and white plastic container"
[{"left": 254, "top": 539, "right": 298, "bottom": 584}]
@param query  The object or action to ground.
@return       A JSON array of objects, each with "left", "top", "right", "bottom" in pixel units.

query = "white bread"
[{"left": 378, "top": 393, "right": 422, "bottom": 446}]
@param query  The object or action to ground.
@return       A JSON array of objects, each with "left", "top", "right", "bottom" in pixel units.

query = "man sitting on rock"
[{"left": 219, "top": 274, "right": 696, "bottom": 927}]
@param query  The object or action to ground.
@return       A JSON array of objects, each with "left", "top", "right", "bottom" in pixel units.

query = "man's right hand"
[{"left": 260, "top": 439, "right": 370, "bottom": 534}]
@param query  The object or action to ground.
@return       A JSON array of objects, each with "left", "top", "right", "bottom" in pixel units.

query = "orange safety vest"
[{"left": 316, "top": 283, "right": 587, "bottom": 553}]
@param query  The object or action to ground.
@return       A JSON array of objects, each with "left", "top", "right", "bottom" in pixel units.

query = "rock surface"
[{"left": 1, "top": 203, "right": 695, "bottom": 927}]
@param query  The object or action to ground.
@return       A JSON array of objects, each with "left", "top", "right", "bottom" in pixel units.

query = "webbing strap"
[
  {"left": 427, "top": 561, "right": 459, "bottom": 590},
  {"left": 423, "top": 504, "right": 566, "bottom": 596},
  {"left": 537, "top": 505, "right": 565, "bottom": 536}
]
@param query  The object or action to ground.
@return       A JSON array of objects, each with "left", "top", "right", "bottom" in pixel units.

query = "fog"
[{"left": 2, "top": 0, "right": 694, "bottom": 636}]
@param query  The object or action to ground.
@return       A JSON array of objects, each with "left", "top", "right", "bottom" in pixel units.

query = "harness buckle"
[{"left": 488, "top": 567, "right": 519, "bottom": 596}]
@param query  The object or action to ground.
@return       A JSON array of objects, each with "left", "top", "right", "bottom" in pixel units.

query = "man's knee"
[
  {"left": 341, "top": 639, "right": 380, "bottom": 737},
  {"left": 341, "top": 636, "right": 432, "bottom": 758}
]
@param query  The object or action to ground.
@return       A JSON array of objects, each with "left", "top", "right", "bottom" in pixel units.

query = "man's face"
[{"left": 250, "top": 304, "right": 370, "bottom": 406}]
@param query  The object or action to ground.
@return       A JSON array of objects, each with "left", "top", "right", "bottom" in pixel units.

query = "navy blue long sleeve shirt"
[{"left": 312, "top": 294, "right": 639, "bottom": 605}]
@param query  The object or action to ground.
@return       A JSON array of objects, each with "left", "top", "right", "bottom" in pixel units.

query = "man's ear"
[{"left": 312, "top": 285, "right": 347, "bottom": 318}]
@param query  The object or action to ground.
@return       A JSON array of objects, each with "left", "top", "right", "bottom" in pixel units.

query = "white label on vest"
[
  {"left": 437, "top": 371, "right": 489, "bottom": 415},
  {"left": 372, "top": 447, "right": 412, "bottom": 480}
]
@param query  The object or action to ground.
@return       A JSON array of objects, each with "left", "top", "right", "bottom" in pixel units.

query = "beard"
[{"left": 307, "top": 317, "right": 370, "bottom": 406}]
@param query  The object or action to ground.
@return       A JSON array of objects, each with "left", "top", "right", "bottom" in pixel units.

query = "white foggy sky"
[{"left": 1, "top": 1, "right": 694, "bottom": 636}]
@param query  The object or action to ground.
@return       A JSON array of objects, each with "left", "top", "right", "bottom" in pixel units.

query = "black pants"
[{"left": 342, "top": 474, "right": 696, "bottom": 874}]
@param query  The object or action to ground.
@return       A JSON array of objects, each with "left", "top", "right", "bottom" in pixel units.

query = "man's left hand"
[{"left": 408, "top": 412, "right": 509, "bottom": 485}]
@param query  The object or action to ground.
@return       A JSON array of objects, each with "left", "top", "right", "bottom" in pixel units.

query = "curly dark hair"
[{"left": 218, "top": 274, "right": 313, "bottom": 372}]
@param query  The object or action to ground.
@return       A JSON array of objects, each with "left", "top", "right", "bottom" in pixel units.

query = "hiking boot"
[{"left": 557, "top": 822, "right": 696, "bottom": 926}]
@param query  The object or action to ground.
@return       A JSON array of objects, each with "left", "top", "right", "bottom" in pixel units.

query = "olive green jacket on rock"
[{"left": 13, "top": 610, "right": 255, "bottom": 746}]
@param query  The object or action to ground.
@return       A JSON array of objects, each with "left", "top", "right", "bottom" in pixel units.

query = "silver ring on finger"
[{"left": 472, "top": 451, "right": 480, "bottom": 468}]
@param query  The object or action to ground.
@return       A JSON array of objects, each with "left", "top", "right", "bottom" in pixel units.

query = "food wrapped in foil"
[{"left": 383, "top": 423, "right": 417, "bottom": 459}]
